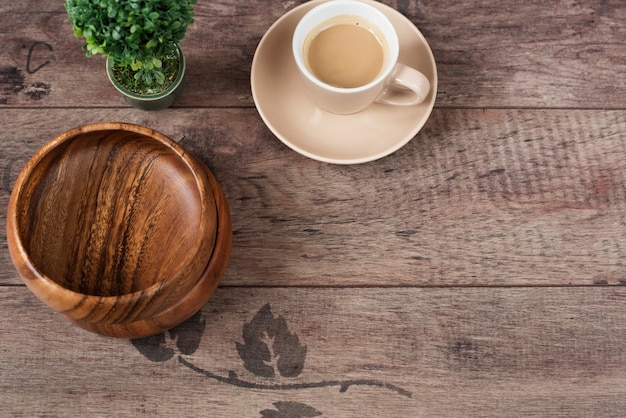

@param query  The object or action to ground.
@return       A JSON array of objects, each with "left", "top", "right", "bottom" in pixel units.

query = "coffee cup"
[{"left": 292, "top": 0, "right": 431, "bottom": 115}]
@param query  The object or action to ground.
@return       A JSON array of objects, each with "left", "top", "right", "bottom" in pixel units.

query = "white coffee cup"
[{"left": 292, "top": 0, "right": 431, "bottom": 115}]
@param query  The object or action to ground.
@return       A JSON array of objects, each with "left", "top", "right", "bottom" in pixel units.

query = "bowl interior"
[{"left": 15, "top": 129, "right": 212, "bottom": 297}]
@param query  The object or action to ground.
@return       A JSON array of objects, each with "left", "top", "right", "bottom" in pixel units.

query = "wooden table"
[{"left": 2, "top": 1, "right": 626, "bottom": 416}]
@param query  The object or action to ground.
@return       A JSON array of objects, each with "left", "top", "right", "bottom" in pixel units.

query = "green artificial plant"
[{"left": 65, "top": 0, "right": 197, "bottom": 94}]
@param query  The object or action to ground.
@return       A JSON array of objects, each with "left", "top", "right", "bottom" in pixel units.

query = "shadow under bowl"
[{"left": 6, "top": 122, "right": 232, "bottom": 338}]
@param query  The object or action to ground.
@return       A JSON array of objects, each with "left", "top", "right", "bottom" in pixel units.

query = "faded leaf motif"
[
  {"left": 131, "top": 310, "right": 206, "bottom": 362},
  {"left": 169, "top": 311, "right": 206, "bottom": 355},
  {"left": 236, "top": 304, "right": 308, "bottom": 378},
  {"left": 260, "top": 401, "right": 322, "bottom": 418},
  {"left": 131, "top": 333, "right": 175, "bottom": 362},
  {"left": 132, "top": 303, "right": 412, "bottom": 402}
]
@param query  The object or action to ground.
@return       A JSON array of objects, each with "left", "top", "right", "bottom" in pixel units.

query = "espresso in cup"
[{"left": 303, "top": 15, "right": 388, "bottom": 88}]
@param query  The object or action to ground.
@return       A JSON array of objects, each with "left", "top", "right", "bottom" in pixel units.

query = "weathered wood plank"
[
  {"left": 0, "top": 6, "right": 262, "bottom": 107},
  {"left": 418, "top": 0, "right": 626, "bottom": 108},
  {"left": 2, "top": 286, "right": 626, "bottom": 416},
  {"left": 1, "top": 0, "right": 625, "bottom": 108},
  {"left": 2, "top": 2, "right": 624, "bottom": 417},
  {"left": 2, "top": 108, "right": 626, "bottom": 287}
]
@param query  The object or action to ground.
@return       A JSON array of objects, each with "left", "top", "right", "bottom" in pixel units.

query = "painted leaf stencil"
[
  {"left": 236, "top": 304, "right": 307, "bottom": 378},
  {"left": 131, "top": 310, "right": 206, "bottom": 361},
  {"left": 260, "top": 401, "right": 322, "bottom": 418}
]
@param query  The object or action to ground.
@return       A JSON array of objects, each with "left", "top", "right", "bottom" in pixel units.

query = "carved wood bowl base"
[{"left": 6, "top": 123, "right": 232, "bottom": 338}]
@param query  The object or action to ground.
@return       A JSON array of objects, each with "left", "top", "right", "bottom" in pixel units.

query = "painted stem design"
[{"left": 178, "top": 356, "right": 413, "bottom": 398}]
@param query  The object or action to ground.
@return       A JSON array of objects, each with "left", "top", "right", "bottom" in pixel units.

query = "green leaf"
[
  {"left": 155, "top": 71, "right": 165, "bottom": 85},
  {"left": 146, "top": 39, "right": 158, "bottom": 49},
  {"left": 65, "top": 0, "right": 196, "bottom": 67}
]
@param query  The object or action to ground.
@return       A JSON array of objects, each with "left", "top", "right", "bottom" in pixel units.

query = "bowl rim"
[{"left": 6, "top": 122, "right": 218, "bottom": 320}]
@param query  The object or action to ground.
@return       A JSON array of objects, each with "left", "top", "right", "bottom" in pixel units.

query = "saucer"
[{"left": 251, "top": 0, "right": 437, "bottom": 164}]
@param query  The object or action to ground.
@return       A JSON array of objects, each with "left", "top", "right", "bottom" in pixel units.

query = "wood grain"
[
  {"left": 5, "top": 123, "right": 232, "bottom": 337},
  {"left": 2, "top": 286, "right": 626, "bottom": 416},
  {"left": 12, "top": 128, "right": 213, "bottom": 296},
  {"left": 2, "top": 108, "right": 625, "bottom": 287},
  {"left": 1, "top": 1, "right": 625, "bottom": 108},
  {"left": 2, "top": 0, "right": 626, "bottom": 415}
]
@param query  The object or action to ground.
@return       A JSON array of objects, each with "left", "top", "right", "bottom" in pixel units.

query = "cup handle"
[{"left": 376, "top": 63, "right": 431, "bottom": 106}]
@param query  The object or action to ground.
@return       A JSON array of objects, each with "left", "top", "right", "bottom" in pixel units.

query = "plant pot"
[{"left": 106, "top": 44, "right": 186, "bottom": 111}]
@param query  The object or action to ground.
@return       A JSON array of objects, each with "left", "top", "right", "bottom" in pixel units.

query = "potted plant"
[{"left": 65, "top": 0, "right": 197, "bottom": 110}]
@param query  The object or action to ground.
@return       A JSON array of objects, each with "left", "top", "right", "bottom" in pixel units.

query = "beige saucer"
[{"left": 251, "top": 0, "right": 437, "bottom": 164}]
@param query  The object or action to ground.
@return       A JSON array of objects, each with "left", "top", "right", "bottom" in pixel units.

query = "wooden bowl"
[{"left": 6, "top": 122, "right": 232, "bottom": 338}]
